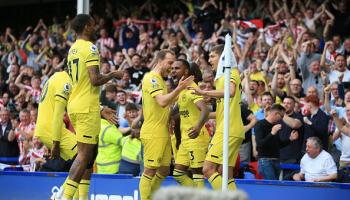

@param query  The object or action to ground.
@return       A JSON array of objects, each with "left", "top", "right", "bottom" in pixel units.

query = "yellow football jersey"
[
  {"left": 140, "top": 71, "right": 170, "bottom": 139},
  {"left": 35, "top": 71, "right": 71, "bottom": 137},
  {"left": 215, "top": 68, "right": 245, "bottom": 138},
  {"left": 177, "top": 82, "right": 209, "bottom": 145},
  {"left": 67, "top": 39, "right": 100, "bottom": 113},
  {"left": 249, "top": 101, "right": 260, "bottom": 113},
  {"left": 275, "top": 87, "right": 287, "bottom": 104}
]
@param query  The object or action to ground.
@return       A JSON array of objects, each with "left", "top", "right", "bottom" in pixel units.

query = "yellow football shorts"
[
  {"left": 175, "top": 142, "right": 208, "bottom": 169},
  {"left": 37, "top": 128, "right": 77, "bottom": 161},
  {"left": 68, "top": 112, "right": 101, "bottom": 144},
  {"left": 141, "top": 137, "right": 171, "bottom": 169},
  {"left": 205, "top": 134, "right": 243, "bottom": 166}
]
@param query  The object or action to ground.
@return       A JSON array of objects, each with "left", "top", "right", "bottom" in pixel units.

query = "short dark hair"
[
  {"left": 335, "top": 53, "right": 345, "bottom": 60},
  {"left": 266, "top": 103, "right": 286, "bottom": 113},
  {"left": 117, "top": 90, "right": 127, "bottom": 95},
  {"left": 132, "top": 54, "right": 141, "bottom": 59},
  {"left": 156, "top": 49, "right": 175, "bottom": 62},
  {"left": 262, "top": 91, "right": 273, "bottom": 99},
  {"left": 210, "top": 44, "right": 224, "bottom": 55},
  {"left": 126, "top": 103, "right": 138, "bottom": 111},
  {"left": 284, "top": 96, "right": 296, "bottom": 103},
  {"left": 249, "top": 80, "right": 259, "bottom": 85},
  {"left": 105, "top": 84, "right": 117, "bottom": 93},
  {"left": 71, "top": 14, "right": 92, "bottom": 35},
  {"left": 20, "top": 109, "right": 30, "bottom": 114}
]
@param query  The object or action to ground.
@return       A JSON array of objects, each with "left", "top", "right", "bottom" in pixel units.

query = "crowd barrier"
[{"left": 0, "top": 171, "right": 349, "bottom": 200}]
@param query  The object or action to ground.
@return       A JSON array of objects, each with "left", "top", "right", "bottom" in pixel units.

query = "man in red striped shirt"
[{"left": 97, "top": 28, "right": 115, "bottom": 59}]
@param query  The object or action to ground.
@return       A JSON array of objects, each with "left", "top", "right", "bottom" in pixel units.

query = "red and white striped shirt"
[
  {"left": 16, "top": 122, "right": 36, "bottom": 158},
  {"left": 97, "top": 37, "right": 115, "bottom": 59},
  {"left": 29, "top": 146, "right": 48, "bottom": 171},
  {"left": 24, "top": 85, "right": 41, "bottom": 103}
]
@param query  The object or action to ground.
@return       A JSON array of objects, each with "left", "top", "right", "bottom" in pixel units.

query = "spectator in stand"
[
  {"left": 239, "top": 103, "right": 258, "bottom": 163},
  {"left": 125, "top": 54, "right": 150, "bottom": 88},
  {"left": 331, "top": 107, "right": 350, "bottom": 170},
  {"left": 97, "top": 28, "right": 115, "bottom": 59},
  {"left": 297, "top": 41, "right": 321, "bottom": 82},
  {"left": 293, "top": 137, "right": 337, "bottom": 182},
  {"left": 289, "top": 79, "right": 305, "bottom": 99},
  {"left": 30, "top": 108, "right": 38, "bottom": 124},
  {"left": 303, "top": 95, "right": 330, "bottom": 151},
  {"left": 119, "top": 103, "right": 139, "bottom": 129},
  {"left": 110, "top": 51, "right": 125, "bottom": 70},
  {"left": 28, "top": 136, "right": 48, "bottom": 171},
  {"left": 15, "top": 109, "right": 36, "bottom": 162},
  {"left": 252, "top": 92, "right": 275, "bottom": 159},
  {"left": 300, "top": 60, "right": 325, "bottom": 96},
  {"left": 101, "top": 62, "right": 111, "bottom": 75},
  {"left": 255, "top": 104, "right": 299, "bottom": 180},
  {"left": 100, "top": 84, "right": 118, "bottom": 110},
  {"left": 243, "top": 69, "right": 260, "bottom": 113},
  {"left": 327, "top": 54, "right": 350, "bottom": 83},
  {"left": 15, "top": 68, "right": 42, "bottom": 104},
  {"left": 255, "top": 92, "right": 274, "bottom": 121},
  {"left": 279, "top": 96, "right": 304, "bottom": 180},
  {"left": 116, "top": 90, "right": 128, "bottom": 120},
  {"left": 0, "top": 108, "right": 19, "bottom": 164},
  {"left": 120, "top": 19, "right": 139, "bottom": 50}
]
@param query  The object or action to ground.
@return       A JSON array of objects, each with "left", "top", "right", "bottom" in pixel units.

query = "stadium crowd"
[{"left": 0, "top": 0, "right": 350, "bottom": 182}]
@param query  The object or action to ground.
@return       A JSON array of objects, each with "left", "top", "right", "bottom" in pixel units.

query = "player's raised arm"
[
  {"left": 154, "top": 75, "right": 194, "bottom": 108},
  {"left": 87, "top": 65, "right": 124, "bottom": 86},
  {"left": 189, "top": 81, "right": 236, "bottom": 98}
]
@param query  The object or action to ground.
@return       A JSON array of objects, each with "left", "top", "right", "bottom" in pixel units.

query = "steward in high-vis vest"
[
  {"left": 118, "top": 131, "right": 142, "bottom": 176},
  {"left": 96, "top": 119, "right": 123, "bottom": 174}
]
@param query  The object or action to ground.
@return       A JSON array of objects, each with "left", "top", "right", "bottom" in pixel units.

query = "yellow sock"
[
  {"left": 140, "top": 173, "right": 153, "bottom": 200},
  {"left": 193, "top": 174, "right": 205, "bottom": 188},
  {"left": 208, "top": 172, "right": 222, "bottom": 190},
  {"left": 73, "top": 188, "right": 79, "bottom": 199},
  {"left": 173, "top": 169, "right": 195, "bottom": 186},
  {"left": 228, "top": 178, "right": 237, "bottom": 190},
  {"left": 151, "top": 173, "right": 165, "bottom": 193},
  {"left": 78, "top": 179, "right": 90, "bottom": 200},
  {"left": 63, "top": 177, "right": 79, "bottom": 199}
]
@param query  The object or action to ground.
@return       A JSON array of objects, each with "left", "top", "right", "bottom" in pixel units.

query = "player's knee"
[
  {"left": 203, "top": 163, "right": 216, "bottom": 178},
  {"left": 158, "top": 166, "right": 170, "bottom": 177},
  {"left": 143, "top": 167, "right": 157, "bottom": 177}
]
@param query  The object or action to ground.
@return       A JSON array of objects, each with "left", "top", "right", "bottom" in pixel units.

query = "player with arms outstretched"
[{"left": 190, "top": 45, "right": 244, "bottom": 190}]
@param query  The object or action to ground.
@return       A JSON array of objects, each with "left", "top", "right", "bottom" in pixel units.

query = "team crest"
[
  {"left": 151, "top": 78, "right": 159, "bottom": 88},
  {"left": 63, "top": 83, "right": 71, "bottom": 95},
  {"left": 90, "top": 45, "right": 97, "bottom": 52}
]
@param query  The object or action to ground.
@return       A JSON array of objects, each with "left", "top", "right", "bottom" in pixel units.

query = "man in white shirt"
[
  {"left": 293, "top": 137, "right": 337, "bottom": 182},
  {"left": 328, "top": 54, "right": 350, "bottom": 83},
  {"left": 331, "top": 107, "right": 350, "bottom": 169}
]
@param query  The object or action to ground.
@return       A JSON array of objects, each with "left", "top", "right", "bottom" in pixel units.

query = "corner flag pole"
[
  {"left": 222, "top": 34, "right": 233, "bottom": 191},
  {"left": 77, "top": 0, "right": 90, "bottom": 14}
]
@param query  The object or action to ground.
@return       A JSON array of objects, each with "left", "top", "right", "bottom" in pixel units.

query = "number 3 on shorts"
[{"left": 190, "top": 151, "right": 194, "bottom": 161}]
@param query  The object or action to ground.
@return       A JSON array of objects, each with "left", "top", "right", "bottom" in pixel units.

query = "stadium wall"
[{"left": 0, "top": 171, "right": 349, "bottom": 200}]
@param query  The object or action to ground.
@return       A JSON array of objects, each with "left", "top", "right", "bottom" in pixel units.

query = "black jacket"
[{"left": 0, "top": 122, "right": 19, "bottom": 163}]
